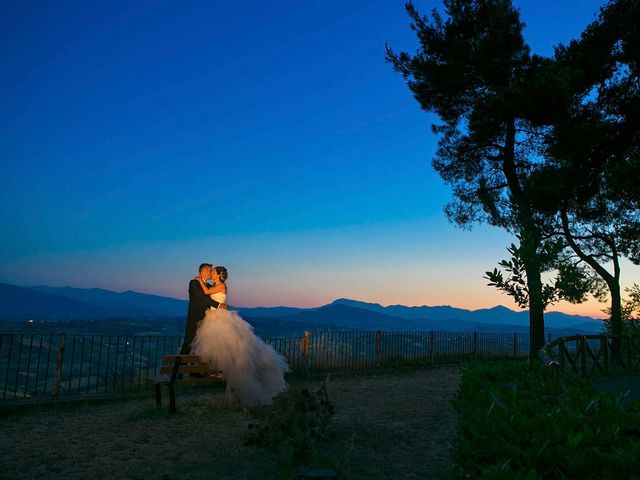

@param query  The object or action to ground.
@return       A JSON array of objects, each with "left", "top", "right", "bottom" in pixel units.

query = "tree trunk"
[
  {"left": 520, "top": 229, "right": 546, "bottom": 358},
  {"left": 609, "top": 279, "right": 622, "bottom": 354},
  {"left": 610, "top": 243, "right": 623, "bottom": 354},
  {"left": 560, "top": 208, "right": 622, "bottom": 355},
  {"left": 502, "top": 118, "right": 546, "bottom": 359},
  {"left": 526, "top": 266, "right": 546, "bottom": 358}
]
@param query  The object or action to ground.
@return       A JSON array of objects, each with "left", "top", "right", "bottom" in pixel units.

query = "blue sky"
[{"left": 2, "top": 0, "right": 634, "bottom": 315}]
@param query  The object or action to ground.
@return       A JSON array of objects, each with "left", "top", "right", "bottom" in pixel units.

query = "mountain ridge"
[
  {"left": 328, "top": 297, "right": 599, "bottom": 329},
  {"left": 30, "top": 284, "right": 186, "bottom": 317},
  {"left": 0, "top": 283, "right": 604, "bottom": 334}
]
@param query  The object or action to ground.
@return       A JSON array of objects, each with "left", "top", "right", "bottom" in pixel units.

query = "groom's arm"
[{"left": 189, "top": 279, "right": 220, "bottom": 309}]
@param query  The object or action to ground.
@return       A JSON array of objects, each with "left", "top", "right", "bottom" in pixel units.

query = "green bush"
[
  {"left": 245, "top": 381, "right": 335, "bottom": 467},
  {"left": 450, "top": 360, "right": 640, "bottom": 479}
]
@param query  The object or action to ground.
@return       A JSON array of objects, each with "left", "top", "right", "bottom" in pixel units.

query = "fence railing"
[
  {"left": 0, "top": 333, "right": 184, "bottom": 401},
  {"left": 1, "top": 330, "right": 543, "bottom": 402},
  {"left": 289, "top": 330, "right": 535, "bottom": 372},
  {"left": 539, "top": 334, "right": 640, "bottom": 377}
]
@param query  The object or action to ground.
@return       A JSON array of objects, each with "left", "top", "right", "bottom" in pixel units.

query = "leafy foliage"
[
  {"left": 385, "top": 0, "right": 576, "bottom": 356},
  {"left": 528, "top": 0, "right": 640, "bottom": 342},
  {"left": 485, "top": 238, "right": 604, "bottom": 308},
  {"left": 602, "top": 283, "right": 640, "bottom": 336},
  {"left": 385, "top": 0, "right": 540, "bottom": 233},
  {"left": 245, "top": 380, "right": 335, "bottom": 467},
  {"left": 450, "top": 360, "right": 640, "bottom": 479},
  {"left": 388, "top": 0, "right": 640, "bottom": 358}
]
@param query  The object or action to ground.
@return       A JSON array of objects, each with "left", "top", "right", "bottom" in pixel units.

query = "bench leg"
[
  {"left": 169, "top": 384, "right": 176, "bottom": 414},
  {"left": 155, "top": 384, "right": 162, "bottom": 410},
  {"left": 225, "top": 381, "right": 233, "bottom": 402}
]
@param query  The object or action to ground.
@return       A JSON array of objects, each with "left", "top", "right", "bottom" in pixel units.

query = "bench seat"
[{"left": 151, "top": 354, "right": 225, "bottom": 413}]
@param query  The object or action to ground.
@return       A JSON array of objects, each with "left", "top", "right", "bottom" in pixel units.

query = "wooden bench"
[{"left": 151, "top": 355, "right": 224, "bottom": 413}]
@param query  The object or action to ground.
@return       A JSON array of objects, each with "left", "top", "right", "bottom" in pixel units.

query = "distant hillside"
[
  {"left": 236, "top": 306, "right": 305, "bottom": 318},
  {"left": 30, "top": 285, "right": 187, "bottom": 317},
  {"left": 0, "top": 283, "right": 604, "bottom": 335},
  {"left": 0, "top": 284, "right": 186, "bottom": 320},
  {"left": 0, "top": 283, "right": 114, "bottom": 319},
  {"left": 243, "top": 303, "right": 603, "bottom": 336},
  {"left": 276, "top": 303, "right": 416, "bottom": 330},
  {"left": 330, "top": 298, "right": 602, "bottom": 331}
]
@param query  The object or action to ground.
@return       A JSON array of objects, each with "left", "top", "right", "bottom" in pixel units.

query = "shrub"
[
  {"left": 450, "top": 360, "right": 640, "bottom": 479},
  {"left": 245, "top": 379, "right": 335, "bottom": 467}
]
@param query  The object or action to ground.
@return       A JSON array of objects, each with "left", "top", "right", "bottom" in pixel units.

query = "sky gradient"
[{"left": 1, "top": 0, "right": 636, "bottom": 317}]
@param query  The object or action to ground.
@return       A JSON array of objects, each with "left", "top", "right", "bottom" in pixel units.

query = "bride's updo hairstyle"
[{"left": 214, "top": 266, "right": 228, "bottom": 283}]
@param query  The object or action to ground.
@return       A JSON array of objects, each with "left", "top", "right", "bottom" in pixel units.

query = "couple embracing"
[{"left": 181, "top": 263, "right": 290, "bottom": 406}]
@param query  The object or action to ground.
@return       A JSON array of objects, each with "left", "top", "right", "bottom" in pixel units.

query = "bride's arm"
[{"left": 195, "top": 275, "right": 226, "bottom": 294}]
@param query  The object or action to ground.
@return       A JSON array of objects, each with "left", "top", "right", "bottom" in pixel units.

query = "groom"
[{"left": 180, "top": 263, "right": 229, "bottom": 354}]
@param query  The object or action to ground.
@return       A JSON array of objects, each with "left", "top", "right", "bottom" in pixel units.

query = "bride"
[{"left": 190, "top": 266, "right": 290, "bottom": 406}]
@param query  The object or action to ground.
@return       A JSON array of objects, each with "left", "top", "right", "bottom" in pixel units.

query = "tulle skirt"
[{"left": 190, "top": 308, "right": 290, "bottom": 406}]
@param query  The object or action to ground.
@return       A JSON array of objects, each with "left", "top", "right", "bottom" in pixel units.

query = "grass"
[{"left": 0, "top": 365, "right": 462, "bottom": 479}]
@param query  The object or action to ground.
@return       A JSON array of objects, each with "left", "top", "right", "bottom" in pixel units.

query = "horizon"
[
  {"left": 6, "top": 281, "right": 607, "bottom": 320},
  {"left": 1, "top": 0, "right": 635, "bottom": 320}
]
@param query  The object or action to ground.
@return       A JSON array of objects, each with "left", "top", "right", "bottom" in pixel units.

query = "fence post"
[
  {"left": 472, "top": 332, "right": 478, "bottom": 359},
  {"left": 512, "top": 332, "right": 517, "bottom": 357},
  {"left": 601, "top": 335, "right": 608, "bottom": 373},
  {"left": 547, "top": 333, "right": 551, "bottom": 344},
  {"left": 559, "top": 339, "right": 565, "bottom": 370},
  {"left": 375, "top": 331, "right": 381, "bottom": 368},
  {"left": 54, "top": 333, "right": 66, "bottom": 397},
  {"left": 580, "top": 336, "right": 587, "bottom": 376},
  {"left": 300, "top": 331, "right": 311, "bottom": 375},
  {"left": 429, "top": 331, "right": 435, "bottom": 364}
]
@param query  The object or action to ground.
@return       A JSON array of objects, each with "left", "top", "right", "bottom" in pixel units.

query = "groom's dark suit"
[{"left": 180, "top": 279, "right": 221, "bottom": 354}]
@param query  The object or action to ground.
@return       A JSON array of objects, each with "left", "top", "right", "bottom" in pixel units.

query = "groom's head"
[{"left": 199, "top": 263, "right": 213, "bottom": 280}]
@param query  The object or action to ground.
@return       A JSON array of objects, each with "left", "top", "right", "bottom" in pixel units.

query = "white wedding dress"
[{"left": 190, "top": 291, "right": 290, "bottom": 406}]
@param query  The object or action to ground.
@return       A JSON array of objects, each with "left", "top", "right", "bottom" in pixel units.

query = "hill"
[
  {"left": 0, "top": 283, "right": 114, "bottom": 319},
  {"left": 0, "top": 283, "right": 604, "bottom": 335},
  {"left": 30, "top": 285, "right": 187, "bottom": 317},
  {"left": 330, "top": 298, "right": 602, "bottom": 331}
]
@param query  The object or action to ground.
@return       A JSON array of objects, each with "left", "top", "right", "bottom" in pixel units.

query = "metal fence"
[
  {"left": 0, "top": 330, "right": 544, "bottom": 402},
  {"left": 284, "top": 330, "right": 536, "bottom": 372},
  {"left": 0, "top": 334, "right": 183, "bottom": 401}
]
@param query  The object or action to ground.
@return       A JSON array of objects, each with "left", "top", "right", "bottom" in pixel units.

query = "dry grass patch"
[
  {"left": 0, "top": 365, "right": 461, "bottom": 479},
  {"left": 326, "top": 366, "right": 461, "bottom": 479}
]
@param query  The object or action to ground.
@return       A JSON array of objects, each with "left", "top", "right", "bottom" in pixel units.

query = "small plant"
[
  {"left": 245, "top": 377, "right": 336, "bottom": 467},
  {"left": 450, "top": 360, "right": 640, "bottom": 479}
]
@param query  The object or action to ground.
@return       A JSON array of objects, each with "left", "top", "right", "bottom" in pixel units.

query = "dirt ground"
[{"left": 0, "top": 365, "right": 462, "bottom": 480}]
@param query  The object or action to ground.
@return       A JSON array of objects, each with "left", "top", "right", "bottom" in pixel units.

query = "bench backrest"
[{"left": 159, "top": 355, "right": 214, "bottom": 378}]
